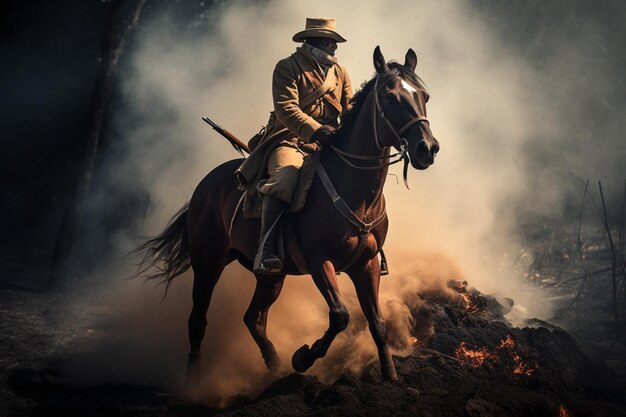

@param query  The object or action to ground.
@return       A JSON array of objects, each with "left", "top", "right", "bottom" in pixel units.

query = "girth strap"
[{"left": 337, "top": 231, "right": 370, "bottom": 273}]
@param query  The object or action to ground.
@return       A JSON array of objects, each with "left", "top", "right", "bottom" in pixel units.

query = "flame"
[
  {"left": 497, "top": 335, "right": 537, "bottom": 376},
  {"left": 512, "top": 354, "right": 535, "bottom": 376},
  {"left": 407, "top": 336, "right": 425, "bottom": 350},
  {"left": 459, "top": 292, "right": 480, "bottom": 313},
  {"left": 455, "top": 342, "right": 496, "bottom": 367},
  {"left": 498, "top": 335, "right": 515, "bottom": 349},
  {"left": 559, "top": 404, "right": 572, "bottom": 417},
  {"left": 449, "top": 281, "right": 481, "bottom": 313},
  {"left": 455, "top": 335, "right": 537, "bottom": 376}
]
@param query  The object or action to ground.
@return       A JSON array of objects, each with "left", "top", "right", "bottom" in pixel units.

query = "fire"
[
  {"left": 407, "top": 336, "right": 423, "bottom": 349},
  {"left": 455, "top": 335, "right": 538, "bottom": 376},
  {"left": 455, "top": 342, "right": 496, "bottom": 367},
  {"left": 559, "top": 404, "right": 572, "bottom": 417},
  {"left": 499, "top": 335, "right": 515, "bottom": 349},
  {"left": 448, "top": 280, "right": 481, "bottom": 313},
  {"left": 458, "top": 292, "right": 480, "bottom": 313},
  {"left": 497, "top": 335, "right": 537, "bottom": 376},
  {"left": 406, "top": 336, "right": 424, "bottom": 351},
  {"left": 512, "top": 353, "right": 535, "bottom": 376}
]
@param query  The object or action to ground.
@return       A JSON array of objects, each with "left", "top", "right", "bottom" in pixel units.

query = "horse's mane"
[
  {"left": 337, "top": 62, "right": 428, "bottom": 137},
  {"left": 337, "top": 75, "right": 377, "bottom": 135}
]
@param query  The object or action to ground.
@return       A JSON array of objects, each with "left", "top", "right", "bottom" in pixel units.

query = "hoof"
[
  {"left": 186, "top": 353, "right": 202, "bottom": 386},
  {"left": 382, "top": 364, "right": 399, "bottom": 382},
  {"left": 291, "top": 344, "right": 315, "bottom": 373},
  {"left": 262, "top": 348, "right": 282, "bottom": 375}
]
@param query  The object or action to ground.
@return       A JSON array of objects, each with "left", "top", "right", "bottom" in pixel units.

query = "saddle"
[
  {"left": 234, "top": 153, "right": 389, "bottom": 276},
  {"left": 242, "top": 150, "right": 318, "bottom": 219}
]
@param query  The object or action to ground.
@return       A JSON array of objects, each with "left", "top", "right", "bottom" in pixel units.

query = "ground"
[{"left": 1, "top": 281, "right": 625, "bottom": 417}]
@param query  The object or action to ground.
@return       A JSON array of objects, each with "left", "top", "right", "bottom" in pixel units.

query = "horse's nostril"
[
  {"left": 417, "top": 141, "right": 429, "bottom": 155},
  {"left": 431, "top": 142, "right": 440, "bottom": 155}
]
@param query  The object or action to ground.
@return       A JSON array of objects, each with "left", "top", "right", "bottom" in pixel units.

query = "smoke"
[{"left": 66, "top": 0, "right": 625, "bottom": 407}]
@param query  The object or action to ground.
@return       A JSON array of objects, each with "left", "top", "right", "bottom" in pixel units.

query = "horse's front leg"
[
  {"left": 349, "top": 258, "right": 398, "bottom": 381},
  {"left": 292, "top": 259, "right": 349, "bottom": 373}
]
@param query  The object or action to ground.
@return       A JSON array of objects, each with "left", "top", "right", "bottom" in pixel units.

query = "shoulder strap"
[{"left": 295, "top": 62, "right": 338, "bottom": 109}]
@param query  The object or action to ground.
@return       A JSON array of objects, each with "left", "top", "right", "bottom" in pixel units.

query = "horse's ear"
[
  {"left": 404, "top": 48, "right": 417, "bottom": 72},
  {"left": 373, "top": 46, "right": 388, "bottom": 73}
]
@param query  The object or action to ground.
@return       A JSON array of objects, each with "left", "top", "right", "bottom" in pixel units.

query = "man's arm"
[
  {"left": 272, "top": 59, "right": 321, "bottom": 142},
  {"left": 340, "top": 65, "right": 353, "bottom": 112}
]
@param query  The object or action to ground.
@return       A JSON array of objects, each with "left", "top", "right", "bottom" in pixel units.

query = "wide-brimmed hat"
[{"left": 292, "top": 17, "right": 347, "bottom": 43}]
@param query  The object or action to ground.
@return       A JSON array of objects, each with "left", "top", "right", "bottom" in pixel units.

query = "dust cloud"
[{"left": 68, "top": 0, "right": 622, "bottom": 406}]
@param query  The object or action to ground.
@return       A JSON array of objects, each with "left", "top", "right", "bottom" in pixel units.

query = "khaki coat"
[{"left": 236, "top": 46, "right": 353, "bottom": 215}]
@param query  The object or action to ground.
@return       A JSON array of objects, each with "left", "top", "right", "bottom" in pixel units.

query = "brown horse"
[{"left": 135, "top": 46, "right": 439, "bottom": 383}]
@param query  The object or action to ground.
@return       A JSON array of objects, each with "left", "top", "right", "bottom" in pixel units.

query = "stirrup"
[
  {"left": 335, "top": 249, "right": 390, "bottom": 276},
  {"left": 379, "top": 248, "right": 389, "bottom": 276},
  {"left": 253, "top": 209, "right": 284, "bottom": 274},
  {"left": 254, "top": 251, "right": 283, "bottom": 273},
  {"left": 254, "top": 258, "right": 283, "bottom": 274}
]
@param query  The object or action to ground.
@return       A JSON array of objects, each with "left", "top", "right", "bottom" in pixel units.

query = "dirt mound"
[{"left": 214, "top": 281, "right": 626, "bottom": 417}]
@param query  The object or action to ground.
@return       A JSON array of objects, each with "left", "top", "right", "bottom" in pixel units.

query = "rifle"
[{"left": 202, "top": 116, "right": 250, "bottom": 156}]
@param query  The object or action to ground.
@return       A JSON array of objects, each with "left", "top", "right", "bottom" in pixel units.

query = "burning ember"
[
  {"left": 458, "top": 292, "right": 480, "bottom": 313},
  {"left": 497, "top": 335, "right": 537, "bottom": 376},
  {"left": 512, "top": 357, "right": 535, "bottom": 376},
  {"left": 559, "top": 404, "right": 572, "bottom": 417},
  {"left": 499, "top": 335, "right": 515, "bottom": 349},
  {"left": 455, "top": 335, "right": 538, "bottom": 376},
  {"left": 455, "top": 342, "right": 496, "bottom": 368},
  {"left": 407, "top": 336, "right": 419, "bottom": 346},
  {"left": 448, "top": 280, "right": 482, "bottom": 313}
]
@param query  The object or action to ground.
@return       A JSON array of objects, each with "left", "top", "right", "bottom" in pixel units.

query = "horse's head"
[{"left": 372, "top": 46, "right": 439, "bottom": 170}]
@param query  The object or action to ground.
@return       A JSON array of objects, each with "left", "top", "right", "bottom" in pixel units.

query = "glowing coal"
[
  {"left": 455, "top": 342, "right": 497, "bottom": 367},
  {"left": 454, "top": 334, "right": 538, "bottom": 377}
]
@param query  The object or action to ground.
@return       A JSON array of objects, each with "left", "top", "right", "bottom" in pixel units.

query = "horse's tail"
[{"left": 130, "top": 202, "right": 191, "bottom": 293}]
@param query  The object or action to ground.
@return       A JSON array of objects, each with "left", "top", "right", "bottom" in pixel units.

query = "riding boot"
[{"left": 255, "top": 194, "right": 285, "bottom": 273}]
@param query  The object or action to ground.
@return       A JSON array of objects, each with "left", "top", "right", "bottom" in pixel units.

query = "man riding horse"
[
  {"left": 236, "top": 17, "right": 353, "bottom": 274},
  {"left": 137, "top": 24, "right": 438, "bottom": 382}
]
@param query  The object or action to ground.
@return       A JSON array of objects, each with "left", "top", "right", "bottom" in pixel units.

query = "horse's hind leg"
[
  {"left": 244, "top": 273, "right": 285, "bottom": 374},
  {"left": 349, "top": 259, "right": 398, "bottom": 381},
  {"left": 292, "top": 259, "right": 349, "bottom": 373},
  {"left": 186, "top": 248, "right": 228, "bottom": 384}
]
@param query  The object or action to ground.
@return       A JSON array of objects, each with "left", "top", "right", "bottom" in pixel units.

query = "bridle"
[
  {"left": 372, "top": 77, "right": 430, "bottom": 151},
  {"left": 328, "top": 75, "right": 430, "bottom": 189}
]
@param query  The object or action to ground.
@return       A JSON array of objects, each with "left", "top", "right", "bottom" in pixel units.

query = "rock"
[{"left": 465, "top": 398, "right": 509, "bottom": 417}]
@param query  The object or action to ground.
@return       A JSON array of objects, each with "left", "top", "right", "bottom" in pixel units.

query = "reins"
[{"left": 329, "top": 141, "right": 408, "bottom": 169}]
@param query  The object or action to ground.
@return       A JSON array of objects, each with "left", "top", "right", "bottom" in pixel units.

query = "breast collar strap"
[{"left": 314, "top": 156, "right": 387, "bottom": 236}]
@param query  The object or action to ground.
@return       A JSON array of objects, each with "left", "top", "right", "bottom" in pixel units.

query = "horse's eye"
[{"left": 384, "top": 92, "right": 398, "bottom": 104}]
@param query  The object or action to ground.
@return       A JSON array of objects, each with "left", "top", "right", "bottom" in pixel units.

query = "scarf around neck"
[{"left": 303, "top": 42, "right": 339, "bottom": 68}]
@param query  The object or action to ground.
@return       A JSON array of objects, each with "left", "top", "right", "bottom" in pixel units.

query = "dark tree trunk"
[{"left": 49, "top": 0, "right": 146, "bottom": 289}]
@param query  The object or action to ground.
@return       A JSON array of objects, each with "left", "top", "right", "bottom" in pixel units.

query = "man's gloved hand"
[
  {"left": 311, "top": 125, "right": 336, "bottom": 144},
  {"left": 299, "top": 141, "right": 321, "bottom": 153}
]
